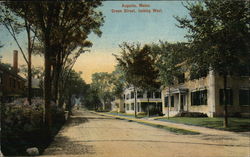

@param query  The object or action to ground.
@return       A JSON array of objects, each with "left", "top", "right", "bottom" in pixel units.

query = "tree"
[
  {"left": 1, "top": 1, "right": 104, "bottom": 131},
  {"left": 0, "top": 3, "right": 38, "bottom": 106},
  {"left": 115, "top": 42, "right": 160, "bottom": 117},
  {"left": 175, "top": 0, "right": 249, "bottom": 127},
  {"left": 19, "top": 65, "right": 44, "bottom": 96},
  {"left": 91, "top": 72, "right": 114, "bottom": 111},
  {"left": 83, "top": 85, "right": 102, "bottom": 110},
  {"left": 152, "top": 41, "right": 187, "bottom": 118},
  {"left": 110, "top": 66, "right": 126, "bottom": 99},
  {"left": 63, "top": 70, "right": 87, "bottom": 114}
]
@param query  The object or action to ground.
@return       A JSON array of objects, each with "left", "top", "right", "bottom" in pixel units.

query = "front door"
[{"left": 180, "top": 95, "right": 186, "bottom": 111}]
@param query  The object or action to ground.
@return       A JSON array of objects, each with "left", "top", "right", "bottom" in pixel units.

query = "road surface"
[{"left": 43, "top": 109, "right": 250, "bottom": 157}]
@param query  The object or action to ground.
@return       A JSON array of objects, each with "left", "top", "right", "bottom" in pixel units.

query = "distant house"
[
  {"left": 25, "top": 78, "right": 43, "bottom": 98},
  {"left": 111, "top": 97, "right": 124, "bottom": 112},
  {"left": 0, "top": 50, "right": 26, "bottom": 103},
  {"left": 162, "top": 66, "right": 250, "bottom": 117},
  {"left": 122, "top": 87, "right": 162, "bottom": 115}
]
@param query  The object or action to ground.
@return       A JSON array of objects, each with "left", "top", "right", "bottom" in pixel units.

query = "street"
[{"left": 43, "top": 109, "right": 250, "bottom": 157}]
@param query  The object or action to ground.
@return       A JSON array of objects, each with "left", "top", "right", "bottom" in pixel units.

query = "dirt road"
[{"left": 43, "top": 109, "right": 250, "bottom": 157}]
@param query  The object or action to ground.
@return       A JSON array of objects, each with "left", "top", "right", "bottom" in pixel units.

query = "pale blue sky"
[
  {"left": 0, "top": 1, "right": 190, "bottom": 83},
  {"left": 88, "top": 1, "right": 188, "bottom": 53}
]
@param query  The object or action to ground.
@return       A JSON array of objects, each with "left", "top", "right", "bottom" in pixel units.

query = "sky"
[{"left": 0, "top": 1, "right": 190, "bottom": 83}]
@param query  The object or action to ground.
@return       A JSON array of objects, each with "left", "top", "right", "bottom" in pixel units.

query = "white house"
[
  {"left": 122, "top": 87, "right": 162, "bottom": 115},
  {"left": 162, "top": 68, "right": 250, "bottom": 117}
]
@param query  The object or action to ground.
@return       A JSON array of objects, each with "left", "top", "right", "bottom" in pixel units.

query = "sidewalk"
[{"left": 91, "top": 111, "right": 250, "bottom": 137}]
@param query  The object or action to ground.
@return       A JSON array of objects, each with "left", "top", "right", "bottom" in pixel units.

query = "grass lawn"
[
  {"left": 107, "top": 112, "right": 199, "bottom": 135},
  {"left": 136, "top": 121, "right": 200, "bottom": 135},
  {"left": 156, "top": 117, "right": 250, "bottom": 132}
]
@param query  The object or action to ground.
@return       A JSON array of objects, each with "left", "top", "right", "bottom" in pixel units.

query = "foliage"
[
  {"left": 1, "top": 2, "right": 39, "bottom": 106},
  {"left": 110, "top": 66, "right": 126, "bottom": 98},
  {"left": 115, "top": 42, "right": 161, "bottom": 116},
  {"left": 62, "top": 70, "right": 88, "bottom": 111},
  {"left": 115, "top": 42, "right": 159, "bottom": 90},
  {"left": 1, "top": 100, "right": 66, "bottom": 156},
  {"left": 19, "top": 64, "right": 44, "bottom": 79},
  {"left": 175, "top": 0, "right": 249, "bottom": 127},
  {"left": 84, "top": 67, "right": 125, "bottom": 110},
  {"left": 151, "top": 41, "right": 187, "bottom": 87},
  {"left": 175, "top": 0, "right": 250, "bottom": 76},
  {"left": 65, "top": 70, "right": 88, "bottom": 97},
  {"left": 0, "top": 62, "right": 12, "bottom": 70},
  {"left": 1, "top": 1, "right": 104, "bottom": 128},
  {"left": 91, "top": 72, "right": 114, "bottom": 110}
]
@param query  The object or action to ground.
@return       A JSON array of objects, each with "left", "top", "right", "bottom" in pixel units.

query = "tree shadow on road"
[
  {"left": 43, "top": 135, "right": 95, "bottom": 155},
  {"left": 65, "top": 116, "right": 89, "bottom": 127}
]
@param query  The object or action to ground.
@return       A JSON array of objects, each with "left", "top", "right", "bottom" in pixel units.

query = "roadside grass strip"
[
  {"left": 91, "top": 111, "right": 200, "bottom": 135},
  {"left": 135, "top": 121, "right": 200, "bottom": 135},
  {"left": 156, "top": 117, "right": 250, "bottom": 132}
]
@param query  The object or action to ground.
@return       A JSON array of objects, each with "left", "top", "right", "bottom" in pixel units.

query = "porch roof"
[{"left": 165, "top": 88, "right": 188, "bottom": 95}]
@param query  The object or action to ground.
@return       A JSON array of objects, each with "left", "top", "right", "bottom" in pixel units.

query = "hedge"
[{"left": 1, "top": 99, "right": 66, "bottom": 156}]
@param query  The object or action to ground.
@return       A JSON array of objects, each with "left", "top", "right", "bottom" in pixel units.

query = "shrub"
[
  {"left": 174, "top": 111, "right": 208, "bottom": 117},
  {"left": 1, "top": 99, "right": 66, "bottom": 156}
]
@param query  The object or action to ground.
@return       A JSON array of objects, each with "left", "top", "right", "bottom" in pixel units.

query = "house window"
[
  {"left": 164, "top": 96, "right": 169, "bottom": 107},
  {"left": 126, "top": 104, "right": 129, "bottom": 110},
  {"left": 239, "top": 89, "right": 250, "bottom": 106},
  {"left": 131, "top": 103, "right": 134, "bottom": 110},
  {"left": 164, "top": 96, "right": 174, "bottom": 107},
  {"left": 9, "top": 78, "right": 12, "bottom": 87},
  {"left": 171, "top": 96, "right": 174, "bottom": 107},
  {"left": 191, "top": 90, "right": 207, "bottom": 106},
  {"left": 13, "top": 79, "right": 16, "bottom": 88},
  {"left": 126, "top": 94, "right": 129, "bottom": 100},
  {"left": 219, "top": 89, "right": 233, "bottom": 105},
  {"left": 137, "top": 91, "right": 143, "bottom": 98},
  {"left": 131, "top": 92, "right": 134, "bottom": 99},
  {"left": 155, "top": 92, "right": 161, "bottom": 98},
  {"left": 147, "top": 92, "right": 153, "bottom": 98}
]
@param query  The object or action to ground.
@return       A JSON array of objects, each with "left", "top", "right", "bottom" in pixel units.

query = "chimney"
[{"left": 13, "top": 50, "right": 18, "bottom": 72}]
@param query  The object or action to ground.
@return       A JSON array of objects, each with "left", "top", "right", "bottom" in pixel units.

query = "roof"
[{"left": 0, "top": 64, "right": 26, "bottom": 81}]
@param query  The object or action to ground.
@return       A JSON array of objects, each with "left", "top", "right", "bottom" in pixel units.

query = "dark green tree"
[
  {"left": 64, "top": 70, "right": 88, "bottom": 114},
  {"left": 1, "top": 1, "right": 104, "bottom": 131},
  {"left": 175, "top": 0, "right": 249, "bottom": 127},
  {"left": 110, "top": 66, "right": 126, "bottom": 99},
  {"left": 91, "top": 72, "right": 114, "bottom": 111},
  {"left": 152, "top": 41, "right": 187, "bottom": 118},
  {"left": 115, "top": 43, "right": 160, "bottom": 117}
]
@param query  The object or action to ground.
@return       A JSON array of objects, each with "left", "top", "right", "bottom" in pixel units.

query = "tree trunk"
[
  {"left": 26, "top": 24, "right": 32, "bottom": 106},
  {"left": 168, "top": 87, "right": 171, "bottom": 119},
  {"left": 53, "top": 53, "right": 62, "bottom": 104},
  {"left": 223, "top": 75, "right": 228, "bottom": 128},
  {"left": 44, "top": 44, "right": 52, "bottom": 132},
  {"left": 27, "top": 47, "right": 32, "bottom": 106},
  {"left": 147, "top": 96, "right": 150, "bottom": 117},
  {"left": 134, "top": 87, "right": 137, "bottom": 118}
]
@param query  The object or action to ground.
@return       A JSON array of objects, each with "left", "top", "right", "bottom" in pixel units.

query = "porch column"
[
  {"left": 178, "top": 92, "right": 181, "bottom": 112},
  {"left": 208, "top": 69, "right": 216, "bottom": 117}
]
